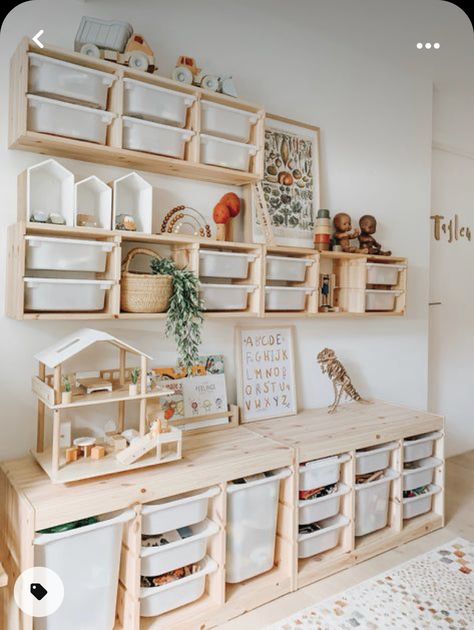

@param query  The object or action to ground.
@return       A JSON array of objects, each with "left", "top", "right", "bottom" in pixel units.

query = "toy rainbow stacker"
[{"left": 31, "top": 328, "right": 181, "bottom": 483}]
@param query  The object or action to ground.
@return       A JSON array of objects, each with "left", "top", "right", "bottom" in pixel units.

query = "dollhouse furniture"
[
  {"left": 0, "top": 401, "right": 444, "bottom": 629},
  {"left": 32, "top": 328, "right": 180, "bottom": 483}
]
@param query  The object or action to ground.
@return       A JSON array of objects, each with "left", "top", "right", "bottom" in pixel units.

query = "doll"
[
  {"left": 358, "top": 215, "right": 391, "bottom": 256},
  {"left": 333, "top": 212, "right": 368, "bottom": 253}
]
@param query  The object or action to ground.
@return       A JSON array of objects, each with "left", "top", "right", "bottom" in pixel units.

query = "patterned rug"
[{"left": 270, "top": 538, "right": 474, "bottom": 629}]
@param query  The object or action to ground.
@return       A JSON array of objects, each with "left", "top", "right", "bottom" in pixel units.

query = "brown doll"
[
  {"left": 333, "top": 212, "right": 368, "bottom": 253},
  {"left": 358, "top": 215, "right": 391, "bottom": 256}
]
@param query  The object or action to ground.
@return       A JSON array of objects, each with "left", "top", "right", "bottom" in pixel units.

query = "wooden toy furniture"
[
  {"left": 0, "top": 401, "right": 444, "bottom": 629},
  {"left": 32, "top": 328, "right": 176, "bottom": 483}
]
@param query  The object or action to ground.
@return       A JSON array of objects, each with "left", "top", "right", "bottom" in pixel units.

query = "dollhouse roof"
[{"left": 34, "top": 328, "right": 153, "bottom": 368}]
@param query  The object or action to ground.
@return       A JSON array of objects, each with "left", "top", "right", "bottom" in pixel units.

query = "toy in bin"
[
  {"left": 75, "top": 16, "right": 157, "bottom": 73},
  {"left": 172, "top": 55, "right": 237, "bottom": 97}
]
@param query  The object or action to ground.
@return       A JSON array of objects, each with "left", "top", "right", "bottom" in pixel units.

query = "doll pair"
[{"left": 333, "top": 213, "right": 391, "bottom": 255}]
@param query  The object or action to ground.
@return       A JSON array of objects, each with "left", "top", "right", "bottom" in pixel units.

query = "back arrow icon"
[{"left": 32, "top": 30, "right": 44, "bottom": 48}]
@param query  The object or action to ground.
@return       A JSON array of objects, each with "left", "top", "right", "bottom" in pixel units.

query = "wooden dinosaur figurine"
[{"left": 317, "top": 348, "right": 370, "bottom": 413}]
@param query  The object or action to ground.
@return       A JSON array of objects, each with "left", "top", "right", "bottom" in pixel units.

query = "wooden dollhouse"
[{"left": 32, "top": 328, "right": 181, "bottom": 483}]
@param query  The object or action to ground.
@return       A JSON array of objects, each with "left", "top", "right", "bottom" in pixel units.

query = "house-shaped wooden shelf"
[{"left": 32, "top": 328, "right": 180, "bottom": 483}]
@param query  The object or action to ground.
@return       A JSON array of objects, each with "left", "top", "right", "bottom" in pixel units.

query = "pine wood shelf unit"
[
  {"left": 1, "top": 401, "right": 443, "bottom": 629},
  {"left": 10, "top": 38, "right": 264, "bottom": 186},
  {"left": 249, "top": 400, "right": 444, "bottom": 589},
  {"left": 6, "top": 222, "right": 407, "bottom": 320}
]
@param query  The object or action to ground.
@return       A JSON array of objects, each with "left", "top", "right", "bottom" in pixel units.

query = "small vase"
[
  {"left": 129, "top": 383, "right": 138, "bottom": 396},
  {"left": 62, "top": 390, "right": 72, "bottom": 404}
]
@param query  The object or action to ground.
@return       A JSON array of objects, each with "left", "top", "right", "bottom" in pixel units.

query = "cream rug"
[{"left": 270, "top": 538, "right": 474, "bottom": 629}]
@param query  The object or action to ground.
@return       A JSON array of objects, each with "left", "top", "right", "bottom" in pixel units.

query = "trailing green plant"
[
  {"left": 150, "top": 257, "right": 203, "bottom": 371},
  {"left": 130, "top": 367, "right": 140, "bottom": 385},
  {"left": 62, "top": 375, "right": 71, "bottom": 393}
]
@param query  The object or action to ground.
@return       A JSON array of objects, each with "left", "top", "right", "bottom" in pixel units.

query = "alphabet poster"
[{"left": 236, "top": 326, "right": 297, "bottom": 423}]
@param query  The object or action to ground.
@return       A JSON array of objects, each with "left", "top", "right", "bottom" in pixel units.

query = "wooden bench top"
[{"left": 1, "top": 401, "right": 443, "bottom": 529}]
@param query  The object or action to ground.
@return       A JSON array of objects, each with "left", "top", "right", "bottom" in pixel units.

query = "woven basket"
[{"left": 121, "top": 248, "right": 173, "bottom": 313}]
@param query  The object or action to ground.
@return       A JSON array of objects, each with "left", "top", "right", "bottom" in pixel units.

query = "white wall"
[{"left": 0, "top": 0, "right": 436, "bottom": 460}]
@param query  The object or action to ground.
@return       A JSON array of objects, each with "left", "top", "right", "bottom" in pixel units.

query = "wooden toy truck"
[{"left": 75, "top": 16, "right": 156, "bottom": 73}]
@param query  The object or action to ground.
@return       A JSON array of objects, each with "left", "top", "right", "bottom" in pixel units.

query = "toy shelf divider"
[{"left": 10, "top": 38, "right": 264, "bottom": 186}]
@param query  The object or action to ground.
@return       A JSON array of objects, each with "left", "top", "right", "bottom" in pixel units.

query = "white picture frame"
[
  {"left": 236, "top": 325, "right": 297, "bottom": 423},
  {"left": 250, "top": 114, "right": 320, "bottom": 247}
]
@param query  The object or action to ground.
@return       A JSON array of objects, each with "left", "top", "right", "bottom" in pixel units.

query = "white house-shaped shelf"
[
  {"left": 23, "top": 158, "right": 74, "bottom": 226},
  {"left": 32, "top": 328, "right": 175, "bottom": 483},
  {"left": 74, "top": 176, "right": 112, "bottom": 229},
  {"left": 112, "top": 172, "right": 153, "bottom": 233}
]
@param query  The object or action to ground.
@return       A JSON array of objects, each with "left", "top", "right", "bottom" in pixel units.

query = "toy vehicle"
[
  {"left": 75, "top": 16, "right": 156, "bottom": 73},
  {"left": 172, "top": 56, "right": 237, "bottom": 97}
]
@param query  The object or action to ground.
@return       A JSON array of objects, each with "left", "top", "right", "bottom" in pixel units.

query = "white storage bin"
[
  {"left": 355, "top": 469, "right": 399, "bottom": 537},
  {"left": 34, "top": 509, "right": 134, "bottom": 630},
  {"left": 28, "top": 53, "right": 115, "bottom": 109},
  {"left": 355, "top": 442, "right": 398, "bottom": 475},
  {"left": 141, "top": 487, "right": 219, "bottom": 535},
  {"left": 365, "top": 289, "right": 402, "bottom": 311},
  {"left": 122, "top": 116, "right": 194, "bottom": 158},
  {"left": 200, "top": 101, "right": 258, "bottom": 142},
  {"left": 123, "top": 78, "right": 195, "bottom": 126},
  {"left": 403, "top": 485, "right": 441, "bottom": 520},
  {"left": 200, "top": 134, "right": 257, "bottom": 171},
  {"left": 140, "top": 556, "right": 217, "bottom": 617},
  {"left": 226, "top": 468, "right": 291, "bottom": 584},
  {"left": 26, "top": 236, "right": 114, "bottom": 272},
  {"left": 266, "top": 255, "right": 314, "bottom": 282},
  {"left": 298, "top": 514, "right": 349, "bottom": 559},
  {"left": 265, "top": 286, "right": 313, "bottom": 311},
  {"left": 299, "top": 483, "right": 350, "bottom": 525},
  {"left": 299, "top": 454, "right": 350, "bottom": 491},
  {"left": 200, "top": 283, "right": 256, "bottom": 311},
  {"left": 141, "top": 519, "right": 218, "bottom": 576},
  {"left": 27, "top": 94, "right": 115, "bottom": 144},
  {"left": 199, "top": 250, "right": 256, "bottom": 280},
  {"left": 366, "top": 263, "right": 406, "bottom": 286},
  {"left": 24, "top": 278, "right": 113, "bottom": 312},
  {"left": 404, "top": 431, "right": 442, "bottom": 463},
  {"left": 403, "top": 457, "right": 442, "bottom": 491}
]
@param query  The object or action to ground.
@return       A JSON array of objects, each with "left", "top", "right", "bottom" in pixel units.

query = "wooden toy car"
[
  {"left": 172, "top": 55, "right": 237, "bottom": 97},
  {"left": 75, "top": 16, "right": 156, "bottom": 73}
]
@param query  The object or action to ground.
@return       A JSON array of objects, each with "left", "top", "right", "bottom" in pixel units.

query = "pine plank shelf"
[
  {"left": 11, "top": 130, "right": 261, "bottom": 186},
  {"left": 1, "top": 402, "right": 443, "bottom": 629},
  {"left": 6, "top": 222, "right": 408, "bottom": 321},
  {"left": 10, "top": 38, "right": 264, "bottom": 186}
]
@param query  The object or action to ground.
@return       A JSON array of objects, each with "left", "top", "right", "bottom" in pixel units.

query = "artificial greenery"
[
  {"left": 130, "top": 367, "right": 140, "bottom": 385},
  {"left": 62, "top": 375, "right": 71, "bottom": 392},
  {"left": 150, "top": 257, "right": 203, "bottom": 371}
]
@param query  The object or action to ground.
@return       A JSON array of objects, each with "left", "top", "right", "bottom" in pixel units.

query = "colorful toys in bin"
[
  {"left": 213, "top": 192, "right": 241, "bottom": 240},
  {"left": 172, "top": 56, "right": 237, "bottom": 97},
  {"left": 75, "top": 16, "right": 156, "bottom": 73}
]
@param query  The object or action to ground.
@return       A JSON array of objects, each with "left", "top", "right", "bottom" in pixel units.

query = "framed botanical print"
[{"left": 251, "top": 114, "right": 320, "bottom": 247}]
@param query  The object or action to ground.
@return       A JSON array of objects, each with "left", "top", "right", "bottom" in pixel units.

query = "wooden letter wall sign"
[{"left": 431, "top": 214, "right": 472, "bottom": 243}]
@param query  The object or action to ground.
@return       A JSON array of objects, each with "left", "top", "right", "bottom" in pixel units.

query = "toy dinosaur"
[{"left": 317, "top": 348, "right": 370, "bottom": 413}]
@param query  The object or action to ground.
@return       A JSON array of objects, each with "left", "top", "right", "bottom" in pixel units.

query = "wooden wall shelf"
[
  {"left": 0, "top": 401, "right": 444, "bottom": 629},
  {"left": 10, "top": 39, "right": 264, "bottom": 186},
  {"left": 6, "top": 222, "right": 407, "bottom": 321}
]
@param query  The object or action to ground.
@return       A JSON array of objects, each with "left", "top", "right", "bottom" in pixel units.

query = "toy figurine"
[
  {"left": 317, "top": 348, "right": 370, "bottom": 414},
  {"left": 333, "top": 213, "right": 368, "bottom": 253},
  {"left": 358, "top": 215, "right": 392, "bottom": 256},
  {"left": 172, "top": 56, "right": 237, "bottom": 97}
]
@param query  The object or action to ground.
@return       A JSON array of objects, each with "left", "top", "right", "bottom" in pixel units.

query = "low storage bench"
[{"left": 0, "top": 401, "right": 444, "bottom": 630}]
